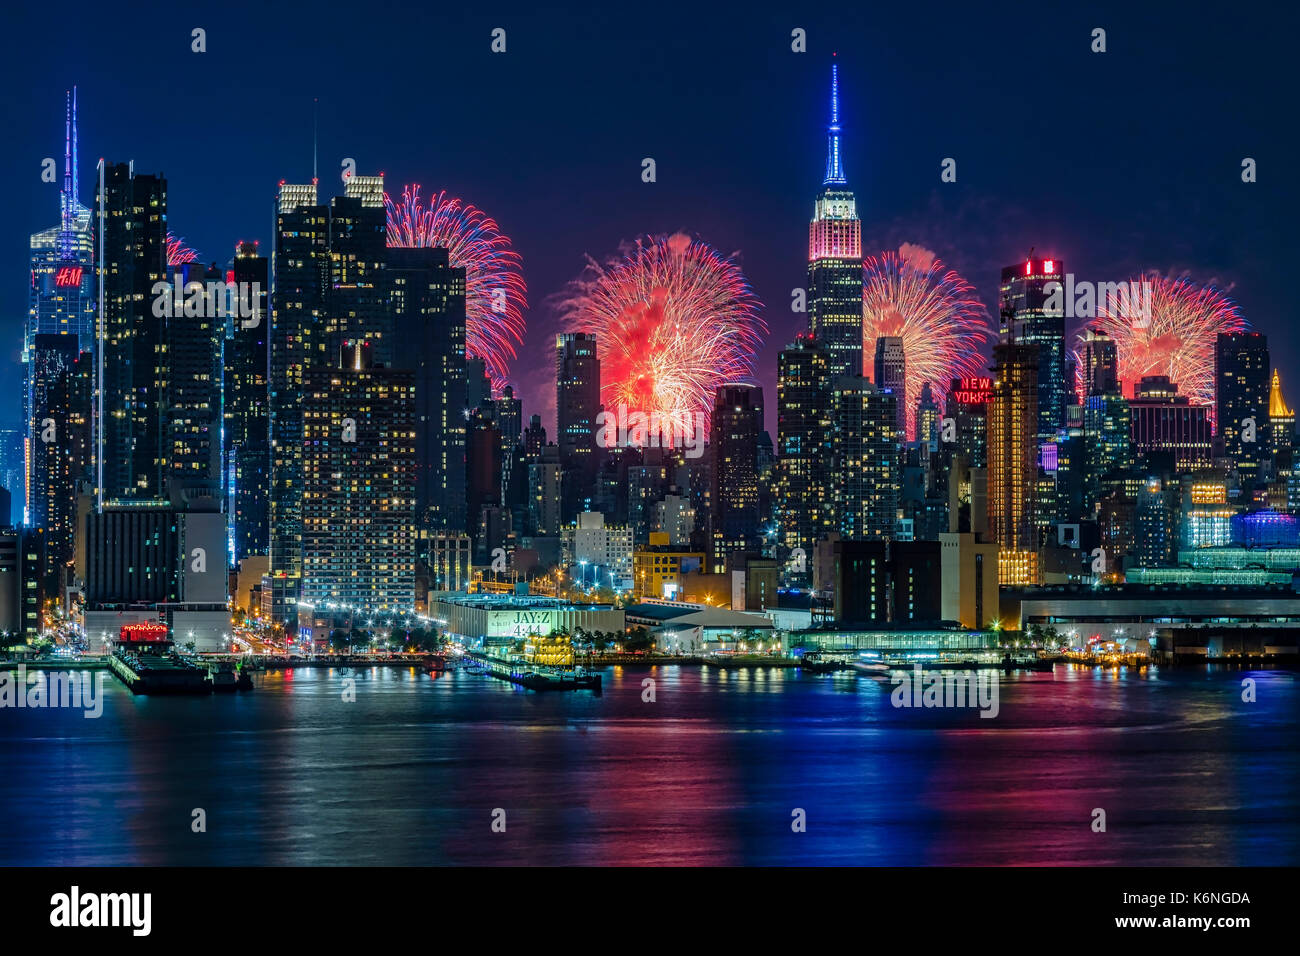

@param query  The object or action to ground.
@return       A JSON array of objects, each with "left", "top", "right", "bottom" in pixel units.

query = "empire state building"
[{"left": 807, "top": 59, "right": 863, "bottom": 379}]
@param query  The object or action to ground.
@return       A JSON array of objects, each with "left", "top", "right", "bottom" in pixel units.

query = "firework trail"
[
  {"left": 861, "top": 244, "right": 992, "bottom": 441},
  {"left": 556, "top": 233, "right": 765, "bottom": 444},
  {"left": 166, "top": 233, "right": 199, "bottom": 266},
  {"left": 1089, "top": 273, "right": 1245, "bottom": 417},
  {"left": 385, "top": 184, "right": 526, "bottom": 392}
]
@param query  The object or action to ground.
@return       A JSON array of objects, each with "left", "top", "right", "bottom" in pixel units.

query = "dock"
[{"left": 466, "top": 652, "right": 602, "bottom": 693}]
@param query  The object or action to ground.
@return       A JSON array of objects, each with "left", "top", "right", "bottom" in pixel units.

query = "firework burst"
[
  {"left": 861, "top": 245, "right": 992, "bottom": 440},
  {"left": 1089, "top": 273, "right": 1245, "bottom": 416},
  {"left": 385, "top": 184, "right": 526, "bottom": 392},
  {"left": 166, "top": 233, "right": 199, "bottom": 266},
  {"left": 556, "top": 233, "right": 765, "bottom": 443}
]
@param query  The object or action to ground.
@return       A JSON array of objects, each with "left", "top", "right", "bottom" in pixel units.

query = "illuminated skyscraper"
[
  {"left": 1000, "top": 257, "right": 1067, "bottom": 444},
  {"left": 830, "top": 376, "right": 899, "bottom": 542},
  {"left": 917, "top": 382, "right": 940, "bottom": 453},
  {"left": 25, "top": 91, "right": 95, "bottom": 531},
  {"left": 988, "top": 344, "right": 1039, "bottom": 584},
  {"left": 27, "top": 89, "right": 95, "bottom": 340},
  {"left": 269, "top": 181, "right": 326, "bottom": 621},
  {"left": 807, "top": 60, "right": 863, "bottom": 379},
  {"left": 301, "top": 341, "right": 415, "bottom": 613},
  {"left": 1268, "top": 368, "right": 1294, "bottom": 460}
]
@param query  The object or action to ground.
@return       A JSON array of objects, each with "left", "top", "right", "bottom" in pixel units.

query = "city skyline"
[
  {"left": 2, "top": 1, "right": 1300, "bottom": 892},
  {"left": 1, "top": 2, "right": 1294, "bottom": 440}
]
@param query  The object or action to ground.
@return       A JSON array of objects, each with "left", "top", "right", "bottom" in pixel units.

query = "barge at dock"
[{"left": 108, "top": 622, "right": 252, "bottom": 695}]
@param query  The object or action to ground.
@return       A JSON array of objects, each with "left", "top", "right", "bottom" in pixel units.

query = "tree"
[{"left": 624, "top": 626, "right": 654, "bottom": 653}]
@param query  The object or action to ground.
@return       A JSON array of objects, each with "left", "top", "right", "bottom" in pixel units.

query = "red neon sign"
[
  {"left": 119, "top": 622, "right": 170, "bottom": 643},
  {"left": 54, "top": 266, "right": 83, "bottom": 287},
  {"left": 953, "top": 376, "right": 992, "bottom": 405}
]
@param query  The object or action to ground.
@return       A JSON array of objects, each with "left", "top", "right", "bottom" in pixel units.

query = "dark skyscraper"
[
  {"left": 556, "top": 332, "right": 601, "bottom": 519},
  {"left": 709, "top": 383, "right": 763, "bottom": 570},
  {"left": 388, "top": 245, "right": 468, "bottom": 532},
  {"left": 28, "top": 334, "right": 91, "bottom": 585},
  {"left": 96, "top": 162, "right": 168, "bottom": 503},
  {"left": 1079, "top": 326, "right": 1118, "bottom": 397},
  {"left": 1215, "top": 331, "right": 1269, "bottom": 479},
  {"left": 326, "top": 176, "right": 391, "bottom": 367},
  {"left": 225, "top": 242, "right": 270, "bottom": 561},
  {"left": 807, "top": 62, "right": 863, "bottom": 379},
  {"left": 1129, "top": 375, "right": 1212, "bottom": 471},
  {"left": 1000, "top": 256, "right": 1067, "bottom": 445},
  {"left": 775, "top": 336, "right": 831, "bottom": 577},
  {"left": 873, "top": 336, "right": 906, "bottom": 437},
  {"left": 164, "top": 261, "right": 224, "bottom": 488},
  {"left": 948, "top": 375, "right": 990, "bottom": 468}
]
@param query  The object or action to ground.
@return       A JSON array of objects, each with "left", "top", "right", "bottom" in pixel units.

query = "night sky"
[{"left": 2, "top": 0, "right": 1295, "bottom": 436}]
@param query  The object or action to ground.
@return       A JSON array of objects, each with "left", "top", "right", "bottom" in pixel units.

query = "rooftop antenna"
[{"left": 313, "top": 97, "right": 319, "bottom": 185}]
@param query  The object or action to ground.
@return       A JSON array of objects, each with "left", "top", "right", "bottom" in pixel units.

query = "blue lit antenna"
[
  {"left": 59, "top": 89, "right": 74, "bottom": 257},
  {"left": 824, "top": 57, "right": 846, "bottom": 186}
]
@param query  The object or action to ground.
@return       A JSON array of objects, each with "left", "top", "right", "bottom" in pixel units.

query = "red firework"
[
  {"left": 556, "top": 233, "right": 765, "bottom": 443},
  {"left": 1090, "top": 273, "right": 1245, "bottom": 415},
  {"left": 166, "top": 233, "right": 199, "bottom": 266},
  {"left": 385, "top": 184, "right": 526, "bottom": 392},
  {"left": 861, "top": 245, "right": 992, "bottom": 441}
]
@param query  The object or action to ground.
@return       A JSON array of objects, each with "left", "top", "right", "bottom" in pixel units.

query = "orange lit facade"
[{"left": 989, "top": 343, "right": 1040, "bottom": 585}]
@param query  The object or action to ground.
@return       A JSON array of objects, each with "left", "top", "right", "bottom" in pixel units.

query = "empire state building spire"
[
  {"left": 824, "top": 60, "right": 846, "bottom": 186},
  {"left": 807, "top": 56, "right": 862, "bottom": 379}
]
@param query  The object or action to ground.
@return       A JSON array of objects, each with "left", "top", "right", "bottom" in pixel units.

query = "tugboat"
[
  {"left": 421, "top": 654, "right": 447, "bottom": 674},
  {"left": 799, "top": 652, "right": 850, "bottom": 674}
]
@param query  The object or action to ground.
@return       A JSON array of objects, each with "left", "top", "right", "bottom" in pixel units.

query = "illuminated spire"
[
  {"left": 824, "top": 59, "right": 846, "bottom": 186},
  {"left": 1270, "top": 368, "right": 1294, "bottom": 418},
  {"left": 72, "top": 86, "right": 78, "bottom": 210},
  {"left": 55, "top": 87, "right": 82, "bottom": 261}
]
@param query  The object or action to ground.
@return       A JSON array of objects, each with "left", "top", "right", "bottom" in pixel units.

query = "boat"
[
  {"left": 851, "top": 659, "right": 892, "bottom": 678},
  {"left": 799, "top": 653, "right": 851, "bottom": 674},
  {"left": 421, "top": 654, "right": 447, "bottom": 674}
]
